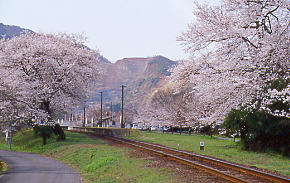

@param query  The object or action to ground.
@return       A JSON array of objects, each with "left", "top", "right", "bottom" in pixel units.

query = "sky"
[{"left": 0, "top": 0, "right": 211, "bottom": 62}]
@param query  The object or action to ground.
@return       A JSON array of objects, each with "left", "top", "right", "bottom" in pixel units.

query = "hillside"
[
  {"left": 96, "top": 56, "right": 176, "bottom": 113},
  {"left": 0, "top": 23, "right": 32, "bottom": 39},
  {"left": 125, "top": 56, "right": 176, "bottom": 111}
]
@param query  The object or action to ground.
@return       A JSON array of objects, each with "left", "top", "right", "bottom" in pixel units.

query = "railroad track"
[{"left": 107, "top": 136, "right": 290, "bottom": 183}]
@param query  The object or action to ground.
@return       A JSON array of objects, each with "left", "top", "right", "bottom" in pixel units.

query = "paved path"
[{"left": 0, "top": 150, "right": 81, "bottom": 183}]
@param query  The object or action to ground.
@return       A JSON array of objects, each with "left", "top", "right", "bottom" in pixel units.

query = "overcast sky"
[{"left": 0, "top": 0, "right": 217, "bottom": 62}]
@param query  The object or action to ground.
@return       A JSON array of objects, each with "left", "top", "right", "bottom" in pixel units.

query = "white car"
[{"left": 150, "top": 126, "right": 157, "bottom": 131}]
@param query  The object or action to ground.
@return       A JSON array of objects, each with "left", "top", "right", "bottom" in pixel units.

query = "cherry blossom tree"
[
  {"left": 135, "top": 85, "right": 198, "bottom": 128},
  {"left": 170, "top": 0, "right": 289, "bottom": 125},
  {"left": 0, "top": 32, "right": 104, "bottom": 126},
  {"left": 86, "top": 103, "right": 102, "bottom": 124}
]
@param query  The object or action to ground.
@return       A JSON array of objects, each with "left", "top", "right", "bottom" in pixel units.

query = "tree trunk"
[
  {"left": 42, "top": 135, "right": 47, "bottom": 145},
  {"left": 40, "top": 99, "right": 51, "bottom": 115}
]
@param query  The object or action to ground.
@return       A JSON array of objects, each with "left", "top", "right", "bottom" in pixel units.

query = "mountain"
[
  {"left": 125, "top": 56, "right": 176, "bottom": 109},
  {"left": 0, "top": 23, "right": 32, "bottom": 39},
  {"left": 97, "top": 56, "right": 177, "bottom": 113},
  {"left": 98, "top": 55, "right": 111, "bottom": 63}
]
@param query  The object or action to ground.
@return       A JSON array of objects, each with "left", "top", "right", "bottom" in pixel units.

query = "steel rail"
[
  {"left": 69, "top": 127, "right": 290, "bottom": 183},
  {"left": 110, "top": 136, "right": 290, "bottom": 183},
  {"left": 110, "top": 136, "right": 250, "bottom": 183}
]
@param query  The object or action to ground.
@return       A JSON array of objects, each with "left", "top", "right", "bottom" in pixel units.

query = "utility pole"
[
  {"left": 83, "top": 102, "right": 86, "bottom": 127},
  {"left": 100, "top": 92, "right": 103, "bottom": 127},
  {"left": 9, "top": 117, "right": 12, "bottom": 151},
  {"left": 110, "top": 102, "right": 113, "bottom": 125},
  {"left": 121, "top": 85, "right": 126, "bottom": 128}
]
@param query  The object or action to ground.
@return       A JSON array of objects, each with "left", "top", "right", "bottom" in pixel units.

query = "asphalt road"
[{"left": 0, "top": 150, "right": 82, "bottom": 183}]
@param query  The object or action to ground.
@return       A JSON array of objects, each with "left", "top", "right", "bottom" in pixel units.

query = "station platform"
[{"left": 67, "top": 126, "right": 141, "bottom": 137}]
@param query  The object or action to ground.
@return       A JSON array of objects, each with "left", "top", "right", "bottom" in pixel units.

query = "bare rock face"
[
  {"left": 104, "top": 56, "right": 175, "bottom": 89},
  {"left": 98, "top": 56, "right": 176, "bottom": 113},
  {"left": 105, "top": 57, "right": 150, "bottom": 88}
]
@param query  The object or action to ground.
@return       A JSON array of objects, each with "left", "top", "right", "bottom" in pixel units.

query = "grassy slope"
[
  {"left": 0, "top": 129, "right": 179, "bottom": 183},
  {"left": 128, "top": 132, "right": 290, "bottom": 177}
]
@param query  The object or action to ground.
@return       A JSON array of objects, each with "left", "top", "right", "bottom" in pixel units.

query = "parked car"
[
  {"left": 150, "top": 126, "right": 157, "bottom": 131},
  {"left": 163, "top": 126, "right": 169, "bottom": 131}
]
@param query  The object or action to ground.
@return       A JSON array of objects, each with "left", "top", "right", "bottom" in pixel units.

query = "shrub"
[
  {"left": 52, "top": 124, "right": 65, "bottom": 141},
  {"left": 223, "top": 78, "right": 289, "bottom": 156},
  {"left": 223, "top": 109, "right": 290, "bottom": 156}
]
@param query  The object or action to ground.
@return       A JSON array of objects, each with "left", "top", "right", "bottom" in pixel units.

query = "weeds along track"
[{"left": 107, "top": 136, "right": 290, "bottom": 183}]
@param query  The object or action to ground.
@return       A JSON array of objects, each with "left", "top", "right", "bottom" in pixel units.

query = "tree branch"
[{"left": 241, "top": 37, "right": 258, "bottom": 49}]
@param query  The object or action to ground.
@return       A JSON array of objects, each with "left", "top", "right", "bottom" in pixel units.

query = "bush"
[
  {"left": 52, "top": 124, "right": 65, "bottom": 141},
  {"left": 223, "top": 109, "right": 290, "bottom": 156},
  {"left": 223, "top": 78, "right": 289, "bottom": 156},
  {"left": 222, "top": 109, "right": 248, "bottom": 139},
  {"left": 200, "top": 125, "right": 213, "bottom": 136}
]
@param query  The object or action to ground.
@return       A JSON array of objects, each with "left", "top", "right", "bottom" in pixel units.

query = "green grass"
[
  {"left": 0, "top": 159, "right": 7, "bottom": 176},
  {"left": 0, "top": 129, "right": 104, "bottom": 153},
  {"left": 0, "top": 129, "right": 179, "bottom": 183},
  {"left": 48, "top": 144, "right": 178, "bottom": 183},
  {"left": 127, "top": 132, "right": 290, "bottom": 177}
]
